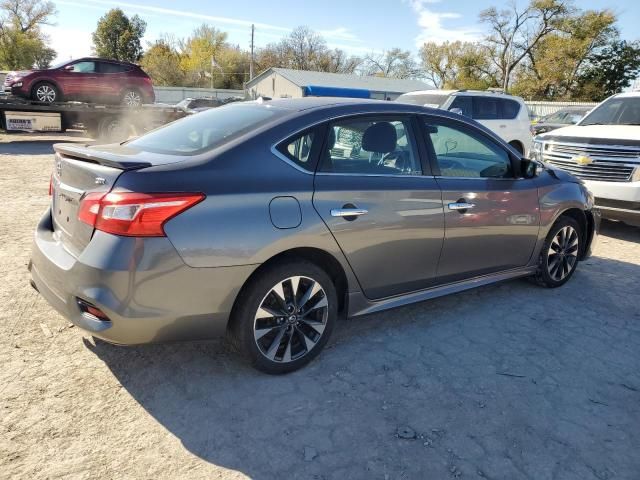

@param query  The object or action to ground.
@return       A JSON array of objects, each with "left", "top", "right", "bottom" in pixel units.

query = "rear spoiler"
[{"left": 54, "top": 143, "right": 151, "bottom": 170}]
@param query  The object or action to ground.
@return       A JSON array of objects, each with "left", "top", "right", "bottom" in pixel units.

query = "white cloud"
[
  {"left": 407, "top": 0, "right": 481, "bottom": 47},
  {"left": 80, "top": 0, "right": 290, "bottom": 32},
  {"left": 319, "top": 27, "right": 361, "bottom": 43}
]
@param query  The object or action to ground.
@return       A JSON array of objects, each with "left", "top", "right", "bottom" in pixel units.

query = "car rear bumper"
[{"left": 29, "top": 208, "right": 256, "bottom": 344}]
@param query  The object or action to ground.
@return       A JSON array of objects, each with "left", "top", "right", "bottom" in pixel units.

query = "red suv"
[{"left": 4, "top": 57, "right": 155, "bottom": 106}]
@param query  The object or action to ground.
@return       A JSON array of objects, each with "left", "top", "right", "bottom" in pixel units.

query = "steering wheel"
[{"left": 378, "top": 149, "right": 408, "bottom": 170}]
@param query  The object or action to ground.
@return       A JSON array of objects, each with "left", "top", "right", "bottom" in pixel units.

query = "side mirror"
[
  {"left": 449, "top": 107, "right": 463, "bottom": 115},
  {"left": 521, "top": 158, "right": 542, "bottom": 178},
  {"left": 63, "top": 65, "right": 74, "bottom": 71}
]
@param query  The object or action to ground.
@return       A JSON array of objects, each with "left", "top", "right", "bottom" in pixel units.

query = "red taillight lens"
[
  {"left": 49, "top": 174, "right": 53, "bottom": 196},
  {"left": 78, "top": 192, "right": 205, "bottom": 237}
]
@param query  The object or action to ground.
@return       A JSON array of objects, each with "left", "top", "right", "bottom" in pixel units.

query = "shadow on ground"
[{"left": 85, "top": 246, "right": 640, "bottom": 479}]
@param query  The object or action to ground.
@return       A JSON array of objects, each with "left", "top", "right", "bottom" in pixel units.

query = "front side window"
[
  {"left": 71, "top": 61, "right": 95, "bottom": 73},
  {"left": 424, "top": 120, "right": 512, "bottom": 178},
  {"left": 320, "top": 117, "right": 421, "bottom": 175},
  {"left": 449, "top": 96, "right": 472, "bottom": 117}
]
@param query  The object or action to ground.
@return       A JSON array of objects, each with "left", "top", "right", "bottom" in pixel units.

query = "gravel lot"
[{"left": 1, "top": 133, "right": 639, "bottom": 480}]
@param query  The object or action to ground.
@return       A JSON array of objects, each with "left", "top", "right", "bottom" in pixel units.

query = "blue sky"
[{"left": 46, "top": 0, "right": 639, "bottom": 63}]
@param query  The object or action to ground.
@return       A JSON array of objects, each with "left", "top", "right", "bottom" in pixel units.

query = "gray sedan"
[{"left": 30, "top": 98, "right": 599, "bottom": 373}]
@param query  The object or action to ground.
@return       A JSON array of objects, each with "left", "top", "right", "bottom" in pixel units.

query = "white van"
[{"left": 396, "top": 89, "right": 532, "bottom": 155}]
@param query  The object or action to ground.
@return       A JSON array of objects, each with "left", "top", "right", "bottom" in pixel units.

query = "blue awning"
[{"left": 303, "top": 85, "right": 370, "bottom": 99}]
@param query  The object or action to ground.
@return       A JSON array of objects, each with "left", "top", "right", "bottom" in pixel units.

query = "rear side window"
[
  {"left": 500, "top": 99, "right": 521, "bottom": 119},
  {"left": 98, "top": 62, "right": 130, "bottom": 73},
  {"left": 472, "top": 97, "right": 521, "bottom": 120},
  {"left": 127, "top": 103, "right": 284, "bottom": 155},
  {"left": 277, "top": 130, "right": 317, "bottom": 170},
  {"left": 320, "top": 116, "right": 421, "bottom": 176}
]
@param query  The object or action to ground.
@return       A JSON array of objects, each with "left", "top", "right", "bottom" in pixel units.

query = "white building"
[{"left": 245, "top": 67, "right": 431, "bottom": 101}]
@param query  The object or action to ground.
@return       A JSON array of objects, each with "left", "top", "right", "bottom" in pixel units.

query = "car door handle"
[
  {"left": 448, "top": 202, "right": 476, "bottom": 211},
  {"left": 499, "top": 124, "right": 507, "bottom": 128},
  {"left": 331, "top": 208, "right": 368, "bottom": 218}
]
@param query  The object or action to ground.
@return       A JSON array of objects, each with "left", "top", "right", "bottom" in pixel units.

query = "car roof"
[
  {"left": 613, "top": 91, "right": 640, "bottom": 99},
  {"left": 73, "top": 57, "right": 138, "bottom": 66},
  {"left": 398, "top": 89, "right": 524, "bottom": 101},
  {"left": 253, "top": 96, "right": 447, "bottom": 114}
]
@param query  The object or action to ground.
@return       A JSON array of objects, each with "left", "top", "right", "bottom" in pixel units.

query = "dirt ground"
[{"left": 1, "top": 133, "right": 639, "bottom": 480}]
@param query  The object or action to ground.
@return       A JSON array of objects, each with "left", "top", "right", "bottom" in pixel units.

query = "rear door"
[
  {"left": 312, "top": 114, "right": 445, "bottom": 299},
  {"left": 96, "top": 61, "right": 128, "bottom": 102},
  {"left": 419, "top": 116, "right": 540, "bottom": 283}
]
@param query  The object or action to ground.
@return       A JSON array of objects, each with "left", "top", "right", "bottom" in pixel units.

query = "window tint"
[
  {"left": 127, "top": 103, "right": 283, "bottom": 155},
  {"left": 500, "top": 99, "right": 520, "bottom": 119},
  {"left": 71, "top": 61, "right": 95, "bottom": 73},
  {"left": 99, "top": 62, "right": 128, "bottom": 73},
  {"left": 472, "top": 97, "right": 521, "bottom": 120},
  {"left": 424, "top": 121, "right": 512, "bottom": 178},
  {"left": 278, "top": 131, "right": 316, "bottom": 169},
  {"left": 449, "top": 96, "right": 472, "bottom": 116},
  {"left": 321, "top": 117, "right": 421, "bottom": 176}
]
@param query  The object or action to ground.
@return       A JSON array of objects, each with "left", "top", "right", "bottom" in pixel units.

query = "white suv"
[
  {"left": 396, "top": 89, "right": 532, "bottom": 155},
  {"left": 532, "top": 92, "right": 640, "bottom": 227}
]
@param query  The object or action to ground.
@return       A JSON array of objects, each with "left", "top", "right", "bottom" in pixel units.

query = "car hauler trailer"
[{"left": 0, "top": 97, "right": 187, "bottom": 141}]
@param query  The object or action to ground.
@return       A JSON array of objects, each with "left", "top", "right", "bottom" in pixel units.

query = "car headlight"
[
  {"left": 12, "top": 81, "right": 22, "bottom": 87},
  {"left": 531, "top": 139, "right": 543, "bottom": 162},
  {"left": 632, "top": 166, "right": 640, "bottom": 182}
]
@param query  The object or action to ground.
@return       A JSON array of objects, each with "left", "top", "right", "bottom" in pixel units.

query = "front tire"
[
  {"left": 32, "top": 82, "right": 60, "bottom": 103},
  {"left": 533, "top": 216, "right": 582, "bottom": 288},
  {"left": 228, "top": 260, "right": 337, "bottom": 374}
]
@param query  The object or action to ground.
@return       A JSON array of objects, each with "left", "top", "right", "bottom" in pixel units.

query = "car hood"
[{"left": 538, "top": 124, "right": 640, "bottom": 145}]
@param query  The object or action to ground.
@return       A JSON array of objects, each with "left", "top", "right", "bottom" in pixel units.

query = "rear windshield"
[
  {"left": 396, "top": 93, "right": 450, "bottom": 108},
  {"left": 127, "top": 103, "right": 284, "bottom": 155}
]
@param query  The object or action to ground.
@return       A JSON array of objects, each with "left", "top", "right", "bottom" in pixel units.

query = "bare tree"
[
  {"left": 480, "top": 0, "right": 571, "bottom": 91},
  {"left": 0, "top": 0, "right": 56, "bottom": 33},
  {"left": 362, "top": 48, "right": 420, "bottom": 78}
]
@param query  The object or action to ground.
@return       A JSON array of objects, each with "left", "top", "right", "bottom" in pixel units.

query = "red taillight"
[
  {"left": 78, "top": 192, "right": 205, "bottom": 237},
  {"left": 49, "top": 174, "right": 53, "bottom": 196}
]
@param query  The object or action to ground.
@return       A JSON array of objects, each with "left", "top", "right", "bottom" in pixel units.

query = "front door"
[
  {"left": 61, "top": 60, "right": 99, "bottom": 102},
  {"left": 312, "top": 115, "right": 445, "bottom": 299},
  {"left": 419, "top": 116, "right": 540, "bottom": 283}
]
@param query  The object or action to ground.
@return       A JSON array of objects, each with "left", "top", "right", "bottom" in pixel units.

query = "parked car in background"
[
  {"left": 175, "top": 97, "right": 224, "bottom": 113},
  {"left": 30, "top": 98, "right": 598, "bottom": 374},
  {"left": 532, "top": 92, "right": 640, "bottom": 226},
  {"left": 4, "top": 57, "right": 155, "bottom": 106},
  {"left": 531, "top": 106, "right": 592, "bottom": 135},
  {"left": 396, "top": 89, "right": 532, "bottom": 155}
]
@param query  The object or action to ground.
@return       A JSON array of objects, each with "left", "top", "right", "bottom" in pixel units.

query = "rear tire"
[
  {"left": 32, "top": 82, "right": 60, "bottom": 103},
  {"left": 121, "top": 88, "right": 142, "bottom": 107},
  {"left": 533, "top": 216, "right": 582, "bottom": 288},
  {"left": 228, "top": 260, "right": 337, "bottom": 374}
]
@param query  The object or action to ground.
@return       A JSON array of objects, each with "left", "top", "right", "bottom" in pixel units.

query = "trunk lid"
[{"left": 50, "top": 143, "right": 178, "bottom": 256}]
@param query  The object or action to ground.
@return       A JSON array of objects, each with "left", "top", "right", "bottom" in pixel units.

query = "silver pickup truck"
[{"left": 531, "top": 92, "right": 640, "bottom": 227}]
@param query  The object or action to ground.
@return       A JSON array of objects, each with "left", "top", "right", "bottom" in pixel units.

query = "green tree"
[
  {"left": 577, "top": 40, "right": 640, "bottom": 101},
  {"left": 140, "top": 40, "right": 185, "bottom": 86},
  {"left": 420, "top": 41, "right": 494, "bottom": 89},
  {"left": 511, "top": 9, "right": 616, "bottom": 99},
  {"left": 0, "top": 0, "right": 56, "bottom": 69},
  {"left": 92, "top": 8, "right": 146, "bottom": 62}
]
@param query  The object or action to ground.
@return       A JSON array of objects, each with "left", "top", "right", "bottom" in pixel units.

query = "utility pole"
[{"left": 250, "top": 24, "right": 255, "bottom": 81}]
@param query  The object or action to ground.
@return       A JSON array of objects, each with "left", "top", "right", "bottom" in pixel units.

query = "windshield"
[
  {"left": 50, "top": 59, "right": 72, "bottom": 70},
  {"left": 127, "top": 103, "right": 284, "bottom": 155},
  {"left": 396, "top": 93, "right": 451, "bottom": 108},
  {"left": 580, "top": 97, "right": 640, "bottom": 126}
]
